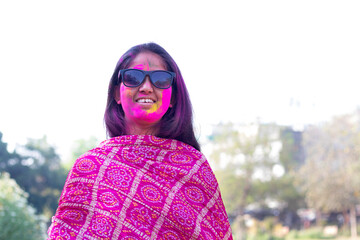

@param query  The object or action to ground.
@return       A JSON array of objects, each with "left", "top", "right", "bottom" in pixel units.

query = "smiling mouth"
[{"left": 136, "top": 98, "right": 155, "bottom": 103}]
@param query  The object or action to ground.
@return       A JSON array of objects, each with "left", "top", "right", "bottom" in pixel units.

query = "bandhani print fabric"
[{"left": 48, "top": 135, "right": 233, "bottom": 240}]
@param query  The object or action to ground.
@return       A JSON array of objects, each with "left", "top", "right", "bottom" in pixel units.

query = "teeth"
[{"left": 137, "top": 99, "right": 154, "bottom": 103}]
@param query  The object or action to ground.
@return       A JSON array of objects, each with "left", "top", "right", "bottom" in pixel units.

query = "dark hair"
[{"left": 104, "top": 42, "right": 200, "bottom": 151}]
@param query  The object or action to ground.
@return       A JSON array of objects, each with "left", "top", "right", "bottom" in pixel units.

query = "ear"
[{"left": 114, "top": 85, "right": 121, "bottom": 104}]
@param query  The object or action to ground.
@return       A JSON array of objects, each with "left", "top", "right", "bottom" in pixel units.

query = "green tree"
[
  {"left": 208, "top": 123, "right": 307, "bottom": 239},
  {"left": 0, "top": 132, "right": 12, "bottom": 164},
  {"left": 279, "top": 127, "right": 305, "bottom": 172},
  {"left": 0, "top": 134, "right": 67, "bottom": 219},
  {"left": 252, "top": 127, "right": 306, "bottom": 212},
  {"left": 271, "top": 128, "right": 306, "bottom": 224},
  {"left": 0, "top": 132, "right": 22, "bottom": 170},
  {"left": 64, "top": 136, "right": 98, "bottom": 170},
  {"left": 208, "top": 122, "right": 281, "bottom": 239},
  {"left": 297, "top": 110, "right": 360, "bottom": 238},
  {"left": 0, "top": 172, "right": 47, "bottom": 240}
]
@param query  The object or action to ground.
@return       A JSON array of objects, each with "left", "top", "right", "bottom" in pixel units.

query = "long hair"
[{"left": 104, "top": 43, "right": 200, "bottom": 151}]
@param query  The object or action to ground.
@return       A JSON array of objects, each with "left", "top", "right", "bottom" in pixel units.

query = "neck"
[{"left": 125, "top": 119, "right": 159, "bottom": 136}]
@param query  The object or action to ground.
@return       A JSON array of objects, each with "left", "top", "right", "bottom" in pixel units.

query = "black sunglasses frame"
[{"left": 117, "top": 69, "right": 176, "bottom": 89}]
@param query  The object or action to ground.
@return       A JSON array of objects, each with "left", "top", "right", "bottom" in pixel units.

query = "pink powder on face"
[
  {"left": 144, "top": 88, "right": 172, "bottom": 118},
  {"left": 120, "top": 52, "right": 173, "bottom": 133},
  {"left": 132, "top": 64, "right": 146, "bottom": 70},
  {"left": 120, "top": 85, "right": 172, "bottom": 127}
]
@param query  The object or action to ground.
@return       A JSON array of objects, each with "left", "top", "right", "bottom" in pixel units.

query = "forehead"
[{"left": 129, "top": 52, "right": 166, "bottom": 70}]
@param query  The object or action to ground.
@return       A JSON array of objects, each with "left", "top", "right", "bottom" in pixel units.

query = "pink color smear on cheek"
[
  {"left": 143, "top": 88, "right": 172, "bottom": 122},
  {"left": 119, "top": 86, "right": 137, "bottom": 119},
  {"left": 120, "top": 85, "right": 172, "bottom": 124}
]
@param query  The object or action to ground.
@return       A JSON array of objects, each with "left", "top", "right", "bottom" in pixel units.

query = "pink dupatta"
[{"left": 48, "top": 135, "right": 232, "bottom": 239}]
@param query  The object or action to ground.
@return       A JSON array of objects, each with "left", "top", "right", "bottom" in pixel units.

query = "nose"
[{"left": 138, "top": 76, "right": 154, "bottom": 93}]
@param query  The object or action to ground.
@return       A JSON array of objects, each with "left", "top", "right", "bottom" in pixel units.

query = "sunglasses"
[{"left": 118, "top": 69, "right": 176, "bottom": 89}]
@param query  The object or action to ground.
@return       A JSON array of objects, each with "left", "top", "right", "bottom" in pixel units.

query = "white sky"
[{"left": 1, "top": 0, "right": 359, "bottom": 160}]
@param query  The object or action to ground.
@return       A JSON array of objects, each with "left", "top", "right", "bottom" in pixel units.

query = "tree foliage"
[
  {"left": 0, "top": 172, "right": 47, "bottom": 240},
  {"left": 209, "top": 122, "right": 280, "bottom": 215},
  {"left": 208, "top": 122, "right": 307, "bottom": 240},
  {"left": 0, "top": 133, "right": 67, "bottom": 218},
  {"left": 297, "top": 112, "right": 360, "bottom": 212},
  {"left": 64, "top": 136, "right": 98, "bottom": 170},
  {"left": 297, "top": 110, "right": 360, "bottom": 238},
  {"left": 209, "top": 123, "right": 305, "bottom": 215},
  {"left": 275, "top": 127, "right": 306, "bottom": 212},
  {"left": 279, "top": 127, "right": 305, "bottom": 172}
]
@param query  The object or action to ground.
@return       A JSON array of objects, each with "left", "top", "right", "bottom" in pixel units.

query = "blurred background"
[{"left": 0, "top": 0, "right": 359, "bottom": 239}]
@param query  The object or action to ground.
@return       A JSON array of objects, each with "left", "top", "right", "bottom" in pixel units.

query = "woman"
[{"left": 48, "top": 43, "right": 233, "bottom": 240}]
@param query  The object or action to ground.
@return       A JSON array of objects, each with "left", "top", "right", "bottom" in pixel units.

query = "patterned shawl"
[{"left": 48, "top": 135, "right": 232, "bottom": 240}]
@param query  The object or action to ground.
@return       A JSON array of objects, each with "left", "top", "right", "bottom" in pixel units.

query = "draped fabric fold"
[{"left": 48, "top": 135, "right": 232, "bottom": 240}]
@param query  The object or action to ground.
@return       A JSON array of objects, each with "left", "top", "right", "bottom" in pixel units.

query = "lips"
[{"left": 136, "top": 98, "right": 155, "bottom": 103}]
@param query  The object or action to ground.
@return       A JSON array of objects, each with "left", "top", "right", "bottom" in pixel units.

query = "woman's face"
[{"left": 118, "top": 52, "right": 173, "bottom": 134}]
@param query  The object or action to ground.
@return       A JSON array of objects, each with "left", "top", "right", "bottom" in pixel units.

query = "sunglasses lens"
[
  {"left": 121, "top": 70, "right": 174, "bottom": 89},
  {"left": 123, "top": 70, "right": 144, "bottom": 87},
  {"left": 152, "top": 71, "right": 173, "bottom": 89}
]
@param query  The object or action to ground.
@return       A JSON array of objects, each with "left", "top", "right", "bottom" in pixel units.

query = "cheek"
[
  {"left": 146, "top": 89, "right": 172, "bottom": 115},
  {"left": 120, "top": 85, "right": 133, "bottom": 104},
  {"left": 161, "top": 88, "right": 172, "bottom": 107},
  {"left": 156, "top": 89, "right": 172, "bottom": 111}
]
